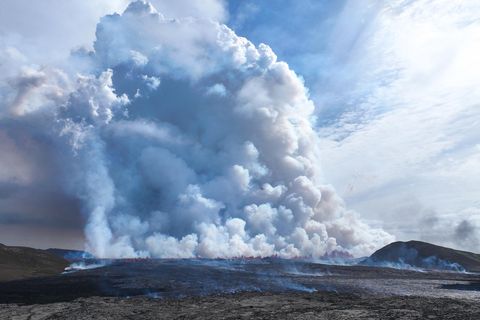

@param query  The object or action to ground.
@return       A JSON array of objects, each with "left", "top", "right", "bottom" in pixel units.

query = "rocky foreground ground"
[
  {"left": 1, "top": 291, "right": 480, "bottom": 320},
  {"left": 1, "top": 259, "right": 479, "bottom": 319}
]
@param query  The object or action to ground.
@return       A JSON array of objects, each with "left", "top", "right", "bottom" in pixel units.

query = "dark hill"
[
  {"left": 0, "top": 243, "right": 69, "bottom": 282},
  {"left": 363, "top": 240, "right": 480, "bottom": 272}
]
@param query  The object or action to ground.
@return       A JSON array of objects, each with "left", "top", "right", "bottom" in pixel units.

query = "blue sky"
[{"left": 0, "top": 0, "right": 479, "bottom": 253}]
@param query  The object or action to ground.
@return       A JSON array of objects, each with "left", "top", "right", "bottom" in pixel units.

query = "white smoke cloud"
[
  {"left": 0, "top": 1, "right": 393, "bottom": 258},
  {"left": 151, "top": 0, "right": 227, "bottom": 22},
  {"left": 0, "top": 0, "right": 225, "bottom": 63}
]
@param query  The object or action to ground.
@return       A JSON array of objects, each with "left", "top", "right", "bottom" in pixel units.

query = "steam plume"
[{"left": 0, "top": 1, "right": 393, "bottom": 258}]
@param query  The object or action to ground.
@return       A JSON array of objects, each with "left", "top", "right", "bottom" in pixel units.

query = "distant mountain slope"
[
  {"left": 363, "top": 240, "right": 480, "bottom": 272},
  {"left": 46, "top": 248, "right": 94, "bottom": 261},
  {"left": 0, "top": 244, "right": 69, "bottom": 282}
]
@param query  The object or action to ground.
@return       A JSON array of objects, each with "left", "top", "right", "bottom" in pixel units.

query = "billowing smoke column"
[{"left": 0, "top": 1, "right": 393, "bottom": 258}]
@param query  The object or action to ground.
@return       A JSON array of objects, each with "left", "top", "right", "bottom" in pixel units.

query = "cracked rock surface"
[
  {"left": 1, "top": 292, "right": 479, "bottom": 320},
  {"left": 1, "top": 260, "right": 479, "bottom": 319}
]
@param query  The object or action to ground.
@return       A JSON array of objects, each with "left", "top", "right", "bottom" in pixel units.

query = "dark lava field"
[{"left": 1, "top": 259, "right": 479, "bottom": 319}]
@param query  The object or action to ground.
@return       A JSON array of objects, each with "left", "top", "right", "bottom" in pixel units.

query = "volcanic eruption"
[{"left": 0, "top": 1, "right": 393, "bottom": 259}]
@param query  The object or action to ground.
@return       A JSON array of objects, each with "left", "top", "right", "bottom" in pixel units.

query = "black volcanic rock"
[
  {"left": 0, "top": 243, "right": 69, "bottom": 282},
  {"left": 363, "top": 240, "right": 480, "bottom": 272}
]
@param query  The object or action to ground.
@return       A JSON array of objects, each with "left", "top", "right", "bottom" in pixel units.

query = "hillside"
[
  {"left": 0, "top": 244, "right": 69, "bottom": 282},
  {"left": 363, "top": 240, "right": 480, "bottom": 272}
]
